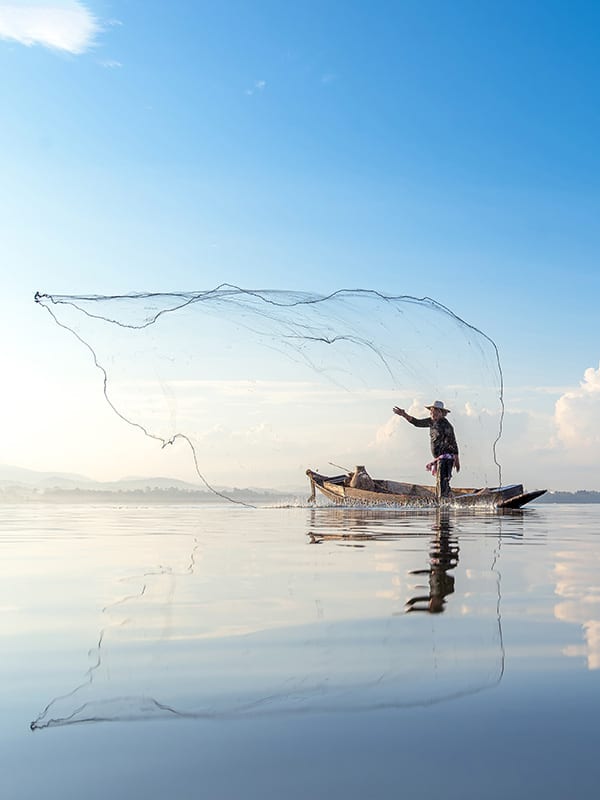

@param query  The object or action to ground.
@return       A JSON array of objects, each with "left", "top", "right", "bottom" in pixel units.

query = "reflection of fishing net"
[
  {"left": 30, "top": 508, "right": 505, "bottom": 729},
  {"left": 35, "top": 286, "right": 504, "bottom": 491}
]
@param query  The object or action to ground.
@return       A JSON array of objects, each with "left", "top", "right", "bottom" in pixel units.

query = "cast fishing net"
[
  {"left": 34, "top": 286, "right": 504, "bottom": 496},
  {"left": 29, "top": 288, "right": 508, "bottom": 731}
]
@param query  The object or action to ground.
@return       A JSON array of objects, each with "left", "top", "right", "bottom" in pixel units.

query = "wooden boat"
[{"left": 306, "top": 469, "right": 546, "bottom": 509}]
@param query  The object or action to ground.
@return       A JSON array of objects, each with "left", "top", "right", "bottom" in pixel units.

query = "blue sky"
[{"left": 1, "top": 1, "right": 599, "bottom": 489}]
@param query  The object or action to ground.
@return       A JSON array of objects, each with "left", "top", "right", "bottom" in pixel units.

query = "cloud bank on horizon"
[
  {"left": 555, "top": 362, "right": 600, "bottom": 460},
  {"left": 0, "top": 0, "right": 99, "bottom": 54}
]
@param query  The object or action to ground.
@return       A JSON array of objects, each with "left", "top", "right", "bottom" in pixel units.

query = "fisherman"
[{"left": 393, "top": 400, "right": 460, "bottom": 499}]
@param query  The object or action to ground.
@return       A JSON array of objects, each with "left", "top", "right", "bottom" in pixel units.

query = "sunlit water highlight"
[{"left": 2, "top": 503, "right": 599, "bottom": 799}]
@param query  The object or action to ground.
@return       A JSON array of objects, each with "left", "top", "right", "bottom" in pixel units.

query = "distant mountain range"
[
  {"left": 0, "top": 464, "right": 305, "bottom": 504},
  {"left": 0, "top": 464, "right": 96, "bottom": 488},
  {"left": 535, "top": 490, "right": 600, "bottom": 504},
  {"left": 0, "top": 464, "right": 598, "bottom": 504}
]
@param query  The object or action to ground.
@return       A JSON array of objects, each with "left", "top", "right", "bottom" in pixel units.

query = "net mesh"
[{"left": 35, "top": 286, "right": 504, "bottom": 495}]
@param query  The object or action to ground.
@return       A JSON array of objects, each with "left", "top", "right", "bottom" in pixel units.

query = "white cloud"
[
  {"left": 245, "top": 79, "right": 266, "bottom": 96},
  {"left": 371, "top": 415, "right": 400, "bottom": 447},
  {"left": 0, "top": 1, "right": 100, "bottom": 54},
  {"left": 554, "top": 362, "right": 600, "bottom": 457},
  {"left": 488, "top": 364, "right": 600, "bottom": 487}
]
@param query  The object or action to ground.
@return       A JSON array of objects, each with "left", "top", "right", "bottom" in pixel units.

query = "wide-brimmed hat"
[{"left": 425, "top": 400, "right": 450, "bottom": 414}]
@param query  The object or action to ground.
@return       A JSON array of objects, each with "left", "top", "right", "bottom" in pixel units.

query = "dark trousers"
[{"left": 436, "top": 457, "right": 453, "bottom": 499}]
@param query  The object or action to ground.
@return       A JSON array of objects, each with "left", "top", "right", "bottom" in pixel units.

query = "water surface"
[{"left": 2, "top": 503, "right": 599, "bottom": 798}]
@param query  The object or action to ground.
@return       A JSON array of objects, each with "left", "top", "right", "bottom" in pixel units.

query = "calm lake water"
[{"left": 2, "top": 502, "right": 599, "bottom": 799}]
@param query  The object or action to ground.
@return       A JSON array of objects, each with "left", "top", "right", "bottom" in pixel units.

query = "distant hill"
[
  {"left": 535, "top": 490, "right": 600, "bottom": 504},
  {"left": 99, "top": 476, "right": 206, "bottom": 491},
  {"left": 0, "top": 464, "right": 202, "bottom": 491},
  {"left": 0, "top": 464, "right": 94, "bottom": 488},
  {"left": 0, "top": 464, "right": 304, "bottom": 504}
]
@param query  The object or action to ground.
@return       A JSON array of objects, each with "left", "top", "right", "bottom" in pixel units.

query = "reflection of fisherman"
[
  {"left": 393, "top": 400, "right": 460, "bottom": 499},
  {"left": 406, "top": 511, "right": 459, "bottom": 613}
]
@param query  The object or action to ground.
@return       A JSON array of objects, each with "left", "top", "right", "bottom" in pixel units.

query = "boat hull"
[{"left": 306, "top": 470, "right": 545, "bottom": 509}]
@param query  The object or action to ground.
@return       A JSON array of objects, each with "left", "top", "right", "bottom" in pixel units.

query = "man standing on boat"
[{"left": 393, "top": 400, "right": 460, "bottom": 500}]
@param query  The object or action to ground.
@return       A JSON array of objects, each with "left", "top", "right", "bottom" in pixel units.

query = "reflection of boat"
[
  {"left": 306, "top": 505, "right": 507, "bottom": 699},
  {"left": 306, "top": 469, "right": 546, "bottom": 509}
]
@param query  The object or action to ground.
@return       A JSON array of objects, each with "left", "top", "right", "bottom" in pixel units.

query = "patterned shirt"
[{"left": 407, "top": 416, "right": 459, "bottom": 458}]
